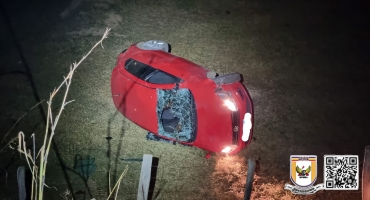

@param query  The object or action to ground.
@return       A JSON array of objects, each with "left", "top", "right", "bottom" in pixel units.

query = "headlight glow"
[
  {"left": 221, "top": 145, "right": 237, "bottom": 153},
  {"left": 222, "top": 146, "right": 232, "bottom": 153},
  {"left": 224, "top": 99, "right": 237, "bottom": 111}
]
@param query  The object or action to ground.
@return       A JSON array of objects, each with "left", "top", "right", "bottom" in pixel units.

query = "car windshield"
[{"left": 125, "top": 58, "right": 182, "bottom": 84}]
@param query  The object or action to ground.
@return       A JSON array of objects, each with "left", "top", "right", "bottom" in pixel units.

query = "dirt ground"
[{"left": 0, "top": 0, "right": 369, "bottom": 199}]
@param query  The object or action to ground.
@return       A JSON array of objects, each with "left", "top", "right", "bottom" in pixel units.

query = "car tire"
[
  {"left": 212, "top": 72, "right": 241, "bottom": 85},
  {"left": 136, "top": 40, "right": 170, "bottom": 53}
]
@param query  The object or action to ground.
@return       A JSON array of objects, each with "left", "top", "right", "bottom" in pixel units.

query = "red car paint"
[{"left": 111, "top": 43, "right": 254, "bottom": 155}]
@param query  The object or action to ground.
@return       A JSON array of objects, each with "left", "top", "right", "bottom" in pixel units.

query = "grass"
[
  {"left": 14, "top": 28, "right": 115, "bottom": 200},
  {"left": 0, "top": 0, "right": 369, "bottom": 199}
]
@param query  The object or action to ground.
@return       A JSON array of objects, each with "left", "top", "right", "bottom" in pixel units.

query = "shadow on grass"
[
  {"left": 152, "top": 168, "right": 168, "bottom": 200},
  {"left": 106, "top": 72, "right": 136, "bottom": 196},
  {"left": 56, "top": 155, "right": 95, "bottom": 199},
  {"left": 144, "top": 156, "right": 159, "bottom": 200}
]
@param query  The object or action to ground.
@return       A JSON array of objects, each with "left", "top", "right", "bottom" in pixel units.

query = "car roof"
[{"left": 125, "top": 44, "right": 210, "bottom": 81}]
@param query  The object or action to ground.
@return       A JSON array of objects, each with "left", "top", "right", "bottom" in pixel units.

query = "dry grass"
[{"left": 0, "top": 0, "right": 369, "bottom": 199}]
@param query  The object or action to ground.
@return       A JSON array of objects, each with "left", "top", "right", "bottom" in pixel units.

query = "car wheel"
[
  {"left": 212, "top": 72, "right": 241, "bottom": 85},
  {"left": 136, "top": 40, "right": 170, "bottom": 53}
]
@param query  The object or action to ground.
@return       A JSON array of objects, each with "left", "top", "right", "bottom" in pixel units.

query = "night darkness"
[{"left": 0, "top": 0, "right": 369, "bottom": 199}]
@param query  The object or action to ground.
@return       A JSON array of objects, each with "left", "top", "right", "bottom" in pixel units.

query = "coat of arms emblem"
[{"left": 285, "top": 155, "right": 325, "bottom": 195}]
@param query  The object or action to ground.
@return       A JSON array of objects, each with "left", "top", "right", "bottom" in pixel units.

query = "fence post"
[
  {"left": 244, "top": 159, "right": 256, "bottom": 200},
  {"left": 363, "top": 146, "right": 370, "bottom": 200},
  {"left": 17, "top": 166, "right": 26, "bottom": 200},
  {"left": 137, "top": 154, "right": 153, "bottom": 200}
]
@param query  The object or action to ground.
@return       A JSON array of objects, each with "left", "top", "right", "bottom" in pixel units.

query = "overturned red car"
[{"left": 111, "top": 40, "right": 254, "bottom": 155}]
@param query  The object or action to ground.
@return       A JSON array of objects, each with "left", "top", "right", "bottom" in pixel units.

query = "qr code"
[{"left": 324, "top": 155, "right": 359, "bottom": 190}]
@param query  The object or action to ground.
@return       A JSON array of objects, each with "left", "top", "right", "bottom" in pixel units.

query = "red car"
[{"left": 111, "top": 40, "right": 254, "bottom": 156}]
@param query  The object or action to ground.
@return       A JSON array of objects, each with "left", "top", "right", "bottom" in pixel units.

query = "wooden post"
[
  {"left": 244, "top": 159, "right": 256, "bottom": 200},
  {"left": 137, "top": 154, "right": 153, "bottom": 200},
  {"left": 17, "top": 166, "right": 26, "bottom": 200},
  {"left": 363, "top": 146, "right": 370, "bottom": 200}
]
